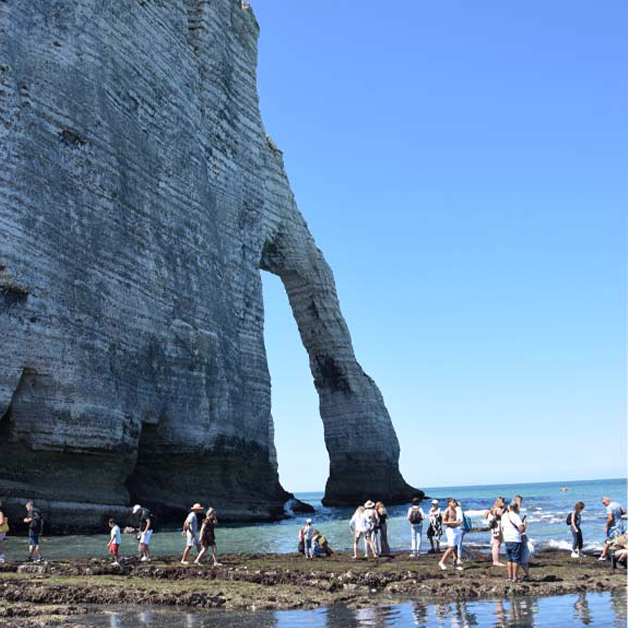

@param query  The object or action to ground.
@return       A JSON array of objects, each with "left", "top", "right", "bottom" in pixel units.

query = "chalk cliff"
[{"left": 0, "top": 0, "right": 419, "bottom": 530}]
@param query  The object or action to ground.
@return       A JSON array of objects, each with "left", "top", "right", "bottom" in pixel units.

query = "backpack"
[
  {"left": 364, "top": 511, "right": 376, "bottom": 532},
  {"left": 0, "top": 516, "right": 8, "bottom": 534},
  {"left": 463, "top": 514, "right": 472, "bottom": 533},
  {"left": 566, "top": 513, "right": 572, "bottom": 526},
  {"left": 487, "top": 513, "right": 498, "bottom": 530},
  {"left": 409, "top": 508, "right": 423, "bottom": 524}
]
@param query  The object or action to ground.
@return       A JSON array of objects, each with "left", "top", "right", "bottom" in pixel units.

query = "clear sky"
[{"left": 252, "top": 1, "right": 627, "bottom": 492}]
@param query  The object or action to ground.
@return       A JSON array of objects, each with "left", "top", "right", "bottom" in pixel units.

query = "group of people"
[
  {"left": 1, "top": 493, "right": 625, "bottom": 574},
  {"left": 113, "top": 503, "right": 222, "bottom": 566}
]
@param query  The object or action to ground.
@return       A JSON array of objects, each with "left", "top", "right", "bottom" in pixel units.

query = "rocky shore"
[{"left": 0, "top": 549, "right": 624, "bottom": 626}]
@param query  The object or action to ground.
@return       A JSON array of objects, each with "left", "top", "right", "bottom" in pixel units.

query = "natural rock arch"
[{"left": 0, "top": 0, "right": 418, "bottom": 530}]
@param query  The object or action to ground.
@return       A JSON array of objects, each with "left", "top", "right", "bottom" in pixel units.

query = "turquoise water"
[
  {"left": 70, "top": 591, "right": 628, "bottom": 627},
  {"left": 2, "top": 478, "right": 625, "bottom": 560}
]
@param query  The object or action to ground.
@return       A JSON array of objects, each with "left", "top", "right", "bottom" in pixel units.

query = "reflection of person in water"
[
  {"left": 412, "top": 602, "right": 428, "bottom": 626},
  {"left": 573, "top": 591, "right": 592, "bottom": 625}
]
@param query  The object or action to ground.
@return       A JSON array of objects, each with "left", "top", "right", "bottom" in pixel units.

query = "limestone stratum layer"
[{"left": 0, "top": 0, "right": 419, "bottom": 530}]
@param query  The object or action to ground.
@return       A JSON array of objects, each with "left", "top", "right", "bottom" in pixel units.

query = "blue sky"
[{"left": 252, "top": 1, "right": 627, "bottom": 491}]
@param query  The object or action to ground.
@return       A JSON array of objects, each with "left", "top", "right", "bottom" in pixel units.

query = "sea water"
[
  {"left": 61, "top": 591, "right": 628, "bottom": 627},
  {"left": 3, "top": 477, "right": 625, "bottom": 560}
]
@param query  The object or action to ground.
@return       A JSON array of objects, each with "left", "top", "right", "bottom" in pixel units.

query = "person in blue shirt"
[{"left": 599, "top": 496, "right": 626, "bottom": 561}]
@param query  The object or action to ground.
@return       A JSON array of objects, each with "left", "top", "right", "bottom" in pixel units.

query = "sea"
[{"left": 4, "top": 477, "right": 625, "bottom": 559}]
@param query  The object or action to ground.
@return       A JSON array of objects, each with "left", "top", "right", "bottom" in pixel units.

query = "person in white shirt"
[
  {"left": 407, "top": 497, "right": 426, "bottom": 557},
  {"left": 501, "top": 501, "right": 527, "bottom": 582},
  {"left": 427, "top": 499, "right": 442, "bottom": 553},
  {"left": 181, "top": 503, "right": 204, "bottom": 564},
  {"left": 107, "top": 517, "right": 121, "bottom": 566},
  {"left": 301, "top": 519, "right": 315, "bottom": 559},
  {"left": 351, "top": 506, "right": 376, "bottom": 559}
]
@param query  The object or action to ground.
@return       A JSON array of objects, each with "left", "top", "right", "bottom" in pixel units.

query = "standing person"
[
  {"left": 501, "top": 501, "right": 526, "bottom": 583},
  {"left": 485, "top": 497, "right": 506, "bottom": 567},
  {"left": 455, "top": 501, "right": 466, "bottom": 565},
  {"left": 427, "top": 499, "right": 442, "bottom": 554},
  {"left": 375, "top": 502, "right": 390, "bottom": 556},
  {"left": 569, "top": 502, "right": 585, "bottom": 558},
  {"left": 407, "top": 497, "right": 425, "bottom": 557},
  {"left": 181, "top": 503, "right": 204, "bottom": 564},
  {"left": 195, "top": 507, "right": 221, "bottom": 566},
  {"left": 350, "top": 506, "right": 367, "bottom": 559},
  {"left": 107, "top": 518, "right": 121, "bottom": 566},
  {"left": 438, "top": 498, "right": 462, "bottom": 571},
  {"left": 301, "top": 518, "right": 315, "bottom": 559},
  {"left": 363, "top": 501, "right": 379, "bottom": 558},
  {"left": 0, "top": 500, "right": 8, "bottom": 563},
  {"left": 23, "top": 501, "right": 43, "bottom": 562},
  {"left": 511, "top": 495, "right": 531, "bottom": 580},
  {"left": 599, "top": 497, "right": 626, "bottom": 561},
  {"left": 132, "top": 504, "right": 153, "bottom": 562}
]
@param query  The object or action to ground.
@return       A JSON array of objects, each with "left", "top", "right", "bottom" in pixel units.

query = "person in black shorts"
[{"left": 23, "top": 501, "right": 43, "bottom": 562}]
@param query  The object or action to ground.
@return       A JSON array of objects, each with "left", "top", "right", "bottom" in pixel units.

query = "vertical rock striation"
[{"left": 0, "top": 0, "right": 418, "bottom": 529}]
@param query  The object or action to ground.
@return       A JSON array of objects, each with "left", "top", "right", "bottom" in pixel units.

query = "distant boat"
[{"left": 560, "top": 487, "right": 570, "bottom": 492}]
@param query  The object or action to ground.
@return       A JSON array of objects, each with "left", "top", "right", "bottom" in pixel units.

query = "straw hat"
[
  {"left": 364, "top": 500, "right": 375, "bottom": 509},
  {"left": 190, "top": 503, "right": 204, "bottom": 511}
]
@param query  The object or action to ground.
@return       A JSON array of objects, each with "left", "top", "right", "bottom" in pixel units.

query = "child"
[{"left": 107, "top": 518, "right": 121, "bottom": 566}]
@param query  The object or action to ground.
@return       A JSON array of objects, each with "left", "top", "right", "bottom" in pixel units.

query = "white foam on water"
[{"left": 546, "top": 539, "right": 572, "bottom": 550}]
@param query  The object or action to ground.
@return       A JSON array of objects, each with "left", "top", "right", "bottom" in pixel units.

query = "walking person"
[
  {"left": 427, "top": 499, "right": 442, "bottom": 553},
  {"left": 0, "top": 500, "right": 8, "bottom": 563},
  {"left": 181, "top": 503, "right": 204, "bottom": 564},
  {"left": 107, "top": 517, "right": 121, "bottom": 566},
  {"left": 485, "top": 497, "right": 506, "bottom": 567},
  {"left": 195, "top": 507, "right": 221, "bottom": 566},
  {"left": 363, "top": 501, "right": 379, "bottom": 558},
  {"left": 569, "top": 502, "right": 585, "bottom": 558},
  {"left": 23, "top": 501, "right": 43, "bottom": 562},
  {"left": 599, "top": 497, "right": 626, "bottom": 561},
  {"left": 132, "top": 504, "right": 154, "bottom": 562},
  {"left": 502, "top": 501, "right": 526, "bottom": 583},
  {"left": 407, "top": 497, "right": 425, "bottom": 557},
  {"left": 375, "top": 502, "right": 390, "bottom": 556},
  {"left": 438, "top": 498, "right": 463, "bottom": 571}
]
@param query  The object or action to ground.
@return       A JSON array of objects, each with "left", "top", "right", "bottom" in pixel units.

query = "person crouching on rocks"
[
  {"left": 195, "top": 507, "right": 221, "bottom": 566},
  {"left": 438, "top": 498, "right": 462, "bottom": 571},
  {"left": 107, "top": 517, "right": 121, "bottom": 566},
  {"left": 312, "top": 529, "right": 334, "bottom": 557},
  {"left": 132, "top": 504, "right": 153, "bottom": 562},
  {"left": 181, "top": 503, "right": 204, "bottom": 564}
]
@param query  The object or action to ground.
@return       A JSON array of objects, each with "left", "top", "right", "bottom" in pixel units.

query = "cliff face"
[{"left": 0, "top": 0, "right": 418, "bottom": 529}]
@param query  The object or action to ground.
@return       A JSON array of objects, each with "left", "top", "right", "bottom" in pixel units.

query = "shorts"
[
  {"left": 606, "top": 528, "right": 623, "bottom": 543},
  {"left": 505, "top": 542, "right": 522, "bottom": 564},
  {"left": 29, "top": 530, "right": 39, "bottom": 546},
  {"left": 445, "top": 527, "right": 461, "bottom": 548},
  {"left": 186, "top": 531, "right": 200, "bottom": 547},
  {"left": 108, "top": 543, "right": 120, "bottom": 556},
  {"left": 139, "top": 529, "right": 153, "bottom": 545},
  {"left": 0, "top": 533, "right": 5, "bottom": 541}
]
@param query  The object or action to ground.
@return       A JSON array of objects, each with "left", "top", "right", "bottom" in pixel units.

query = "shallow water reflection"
[{"left": 82, "top": 590, "right": 626, "bottom": 628}]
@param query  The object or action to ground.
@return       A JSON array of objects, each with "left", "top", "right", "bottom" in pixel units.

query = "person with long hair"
[
  {"left": 485, "top": 497, "right": 506, "bottom": 567},
  {"left": 375, "top": 502, "right": 390, "bottom": 556}
]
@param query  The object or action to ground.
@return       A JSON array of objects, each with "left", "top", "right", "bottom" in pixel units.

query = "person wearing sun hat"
[
  {"left": 427, "top": 499, "right": 442, "bottom": 553},
  {"left": 132, "top": 504, "right": 153, "bottom": 562},
  {"left": 181, "top": 503, "right": 204, "bottom": 564},
  {"left": 362, "top": 500, "right": 379, "bottom": 558}
]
